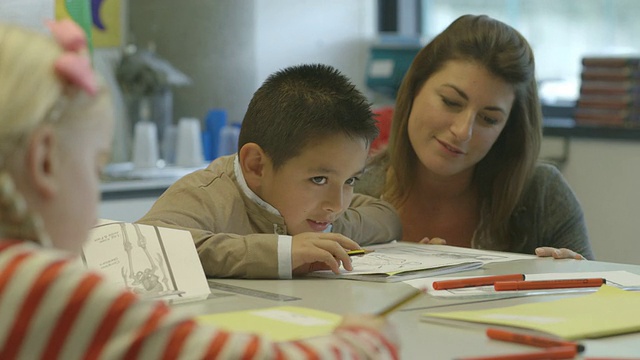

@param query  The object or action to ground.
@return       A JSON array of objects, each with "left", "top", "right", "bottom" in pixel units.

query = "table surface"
[{"left": 171, "top": 258, "right": 640, "bottom": 359}]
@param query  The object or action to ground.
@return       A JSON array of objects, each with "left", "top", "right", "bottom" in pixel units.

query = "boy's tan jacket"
[{"left": 137, "top": 155, "right": 402, "bottom": 278}]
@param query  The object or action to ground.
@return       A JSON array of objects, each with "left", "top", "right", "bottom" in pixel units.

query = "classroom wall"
[
  {"left": 542, "top": 138, "right": 640, "bottom": 265},
  {"left": 253, "top": 0, "right": 376, "bottom": 94},
  {"left": 128, "top": 0, "right": 256, "bottom": 125},
  {"left": 0, "top": 0, "right": 52, "bottom": 30},
  {"left": 128, "top": 0, "right": 375, "bottom": 125}
]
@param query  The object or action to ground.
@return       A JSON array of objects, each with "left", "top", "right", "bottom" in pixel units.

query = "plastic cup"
[
  {"left": 175, "top": 118, "right": 205, "bottom": 167},
  {"left": 132, "top": 121, "right": 159, "bottom": 169},
  {"left": 161, "top": 124, "right": 177, "bottom": 165}
]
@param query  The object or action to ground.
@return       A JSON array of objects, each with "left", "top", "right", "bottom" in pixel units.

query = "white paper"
[
  {"left": 309, "top": 243, "right": 534, "bottom": 284},
  {"left": 82, "top": 219, "right": 210, "bottom": 303},
  {"left": 341, "top": 243, "right": 533, "bottom": 276}
]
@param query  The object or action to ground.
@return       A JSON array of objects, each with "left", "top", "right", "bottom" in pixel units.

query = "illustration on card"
[{"left": 82, "top": 222, "right": 183, "bottom": 299}]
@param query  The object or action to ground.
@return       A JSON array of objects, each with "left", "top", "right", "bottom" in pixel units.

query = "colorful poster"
[{"left": 55, "top": 0, "right": 122, "bottom": 48}]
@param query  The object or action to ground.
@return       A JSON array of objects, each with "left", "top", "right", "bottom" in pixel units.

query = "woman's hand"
[
  {"left": 419, "top": 238, "right": 585, "bottom": 260},
  {"left": 418, "top": 237, "right": 447, "bottom": 245},
  {"left": 535, "top": 247, "right": 586, "bottom": 260}
]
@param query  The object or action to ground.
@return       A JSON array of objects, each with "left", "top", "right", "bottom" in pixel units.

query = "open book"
[
  {"left": 81, "top": 219, "right": 211, "bottom": 303},
  {"left": 309, "top": 243, "right": 534, "bottom": 283}
]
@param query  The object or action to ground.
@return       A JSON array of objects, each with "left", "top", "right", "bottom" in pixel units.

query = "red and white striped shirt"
[{"left": 0, "top": 240, "right": 398, "bottom": 359}]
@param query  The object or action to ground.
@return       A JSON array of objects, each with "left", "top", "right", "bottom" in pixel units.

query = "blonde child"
[{"left": 0, "top": 20, "right": 398, "bottom": 359}]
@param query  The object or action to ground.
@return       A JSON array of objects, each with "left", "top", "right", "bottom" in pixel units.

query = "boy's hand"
[{"left": 291, "top": 233, "right": 360, "bottom": 275}]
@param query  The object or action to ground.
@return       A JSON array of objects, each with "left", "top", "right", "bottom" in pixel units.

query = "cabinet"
[
  {"left": 542, "top": 120, "right": 640, "bottom": 265},
  {"left": 99, "top": 179, "right": 174, "bottom": 223},
  {"left": 99, "top": 198, "right": 159, "bottom": 223}
]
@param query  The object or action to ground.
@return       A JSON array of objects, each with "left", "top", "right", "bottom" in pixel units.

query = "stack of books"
[{"left": 575, "top": 57, "right": 640, "bottom": 127}]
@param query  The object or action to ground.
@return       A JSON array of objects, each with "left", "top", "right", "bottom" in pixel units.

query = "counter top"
[
  {"left": 101, "top": 178, "right": 177, "bottom": 200},
  {"left": 544, "top": 118, "right": 640, "bottom": 140},
  {"left": 100, "top": 162, "right": 207, "bottom": 200},
  {"left": 542, "top": 104, "right": 640, "bottom": 141}
]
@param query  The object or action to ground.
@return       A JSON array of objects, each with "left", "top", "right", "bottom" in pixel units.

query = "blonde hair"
[
  {"left": 0, "top": 24, "right": 64, "bottom": 137},
  {"left": 0, "top": 23, "right": 106, "bottom": 245},
  {"left": 380, "top": 15, "right": 541, "bottom": 250}
]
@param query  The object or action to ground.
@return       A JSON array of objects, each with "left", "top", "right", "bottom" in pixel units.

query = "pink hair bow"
[{"left": 46, "top": 19, "right": 98, "bottom": 96}]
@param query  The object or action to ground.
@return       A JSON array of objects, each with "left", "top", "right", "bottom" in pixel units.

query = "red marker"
[
  {"left": 455, "top": 346, "right": 577, "bottom": 360},
  {"left": 494, "top": 278, "right": 605, "bottom": 291},
  {"left": 433, "top": 274, "right": 525, "bottom": 290},
  {"left": 486, "top": 328, "right": 585, "bottom": 353}
]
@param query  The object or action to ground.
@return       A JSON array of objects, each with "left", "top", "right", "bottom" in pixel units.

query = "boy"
[{"left": 137, "top": 64, "right": 402, "bottom": 278}]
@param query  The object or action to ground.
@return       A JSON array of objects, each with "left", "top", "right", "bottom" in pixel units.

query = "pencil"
[
  {"left": 346, "top": 249, "right": 375, "bottom": 257},
  {"left": 375, "top": 288, "right": 425, "bottom": 316}
]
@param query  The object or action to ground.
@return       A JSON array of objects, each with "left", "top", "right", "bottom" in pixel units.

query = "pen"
[
  {"left": 455, "top": 345, "right": 577, "bottom": 360},
  {"left": 375, "top": 288, "right": 425, "bottom": 317},
  {"left": 486, "top": 328, "right": 585, "bottom": 353},
  {"left": 432, "top": 274, "right": 525, "bottom": 290},
  {"left": 346, "top": 249, "right": 375, "bottom": 257},
  {"left": 494, "top": 278, "right": 605, "bottom": 291}
]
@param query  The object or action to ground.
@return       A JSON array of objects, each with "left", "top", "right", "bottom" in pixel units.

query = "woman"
[
  {"left": 358, "top": 14, "right": 593, "bottom": 260},
  {"left": 0, "top": 20, "right": 398, "bottom": 359}
]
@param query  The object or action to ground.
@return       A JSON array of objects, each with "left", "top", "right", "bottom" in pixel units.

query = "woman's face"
[{"left": 407, "top": 60, "right": 515, "bottom": 180}]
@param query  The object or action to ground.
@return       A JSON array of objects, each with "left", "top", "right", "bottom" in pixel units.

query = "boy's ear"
[
  {"left": 238, "top": 142, "right": 268, "bottom": 189},
  {"left": 26, "top": 125, "right": 59, "bottom": 199}
]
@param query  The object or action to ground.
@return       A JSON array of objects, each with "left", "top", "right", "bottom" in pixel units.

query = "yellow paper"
[
  {"left": 424, "top": 285, "right": 640, "bottom": 340},
  {"left": 197, "top": 306, "right": 342, "bottom": 341}
]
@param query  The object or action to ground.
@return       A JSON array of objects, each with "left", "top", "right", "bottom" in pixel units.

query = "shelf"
[
  {"left": 543, "top": 118, "right": 640, "bottom": 141},
  {"left": 542, "top": 105, "right": 640, "bottom": 141}
]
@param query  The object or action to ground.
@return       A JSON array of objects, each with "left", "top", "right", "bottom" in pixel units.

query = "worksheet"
[{"left": 310, "top": 243, "right": 533, "bottom": 282}]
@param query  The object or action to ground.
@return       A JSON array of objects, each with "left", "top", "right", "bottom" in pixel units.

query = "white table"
[{"left": 172, "top": 257, "right": 640, "bottom": 358}]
